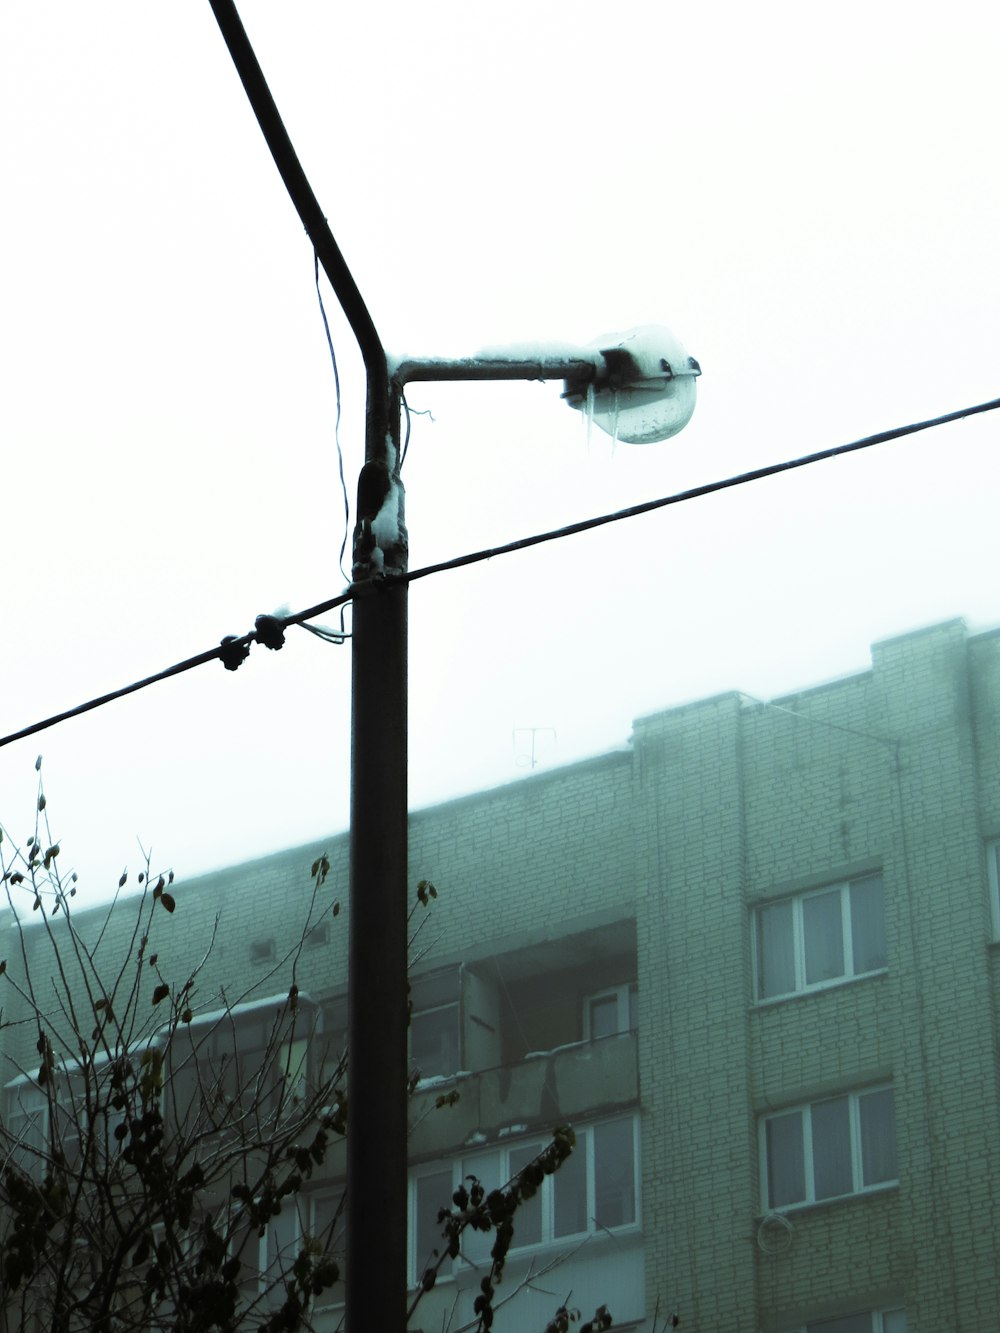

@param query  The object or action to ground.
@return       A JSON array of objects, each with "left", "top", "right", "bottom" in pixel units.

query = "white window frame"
[
  {"left": 784, "top": 1310, "right": 907, "bottom": 1333},
  {"left": 752, "top": 875, "right": 887, "bottom": 1002},
  {"left": 582, "top": 984, "right": 637, "bottom": 1040},
  {"left": 408, "top": 1113, "right": 641, "bottom": 1285},
  {"left": 759, "top": 1085, "right": 897, "bottom": 1211}
]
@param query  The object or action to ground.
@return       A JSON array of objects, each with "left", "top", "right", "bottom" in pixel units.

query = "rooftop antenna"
[{"left": 513, "top": 726, "right": 557, "bottom": 769}]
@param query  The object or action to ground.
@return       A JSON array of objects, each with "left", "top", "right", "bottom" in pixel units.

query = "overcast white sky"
[{"left": 2, "top": 2, "right": 999, "bottom": 898}]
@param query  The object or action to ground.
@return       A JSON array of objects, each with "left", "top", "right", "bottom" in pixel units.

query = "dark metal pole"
[{"left": 346, "top": 382, "right": 408, "bottom": 1331}]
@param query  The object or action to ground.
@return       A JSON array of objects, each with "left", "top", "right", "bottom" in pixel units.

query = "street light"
[
  {"left": 394, "top": 324, "right": 700, "bottom": 446},
  {"left": 561, "top": 325, "right": 701, "bottom": 445},
  {"left": 348, "top": 331, "right": 698, "bottom": 1331}
]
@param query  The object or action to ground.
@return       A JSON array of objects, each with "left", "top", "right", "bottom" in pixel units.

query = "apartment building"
[{"left": 3, "top": 616, "right": 1000, "bottom": 1332}]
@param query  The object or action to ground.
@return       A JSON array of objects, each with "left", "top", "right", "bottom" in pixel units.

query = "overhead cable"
[
  {"left": 313, "top": 253, "right": 351, "bottom": 583},
  {"left": 0, "top": 391, "right": 997, "bottom": 753},
  {"left": 404, "top": 393, "right": 1000, "bottom": 584},
  {"left": 0, "top": 593, "right": 352, "bottom": 751}
]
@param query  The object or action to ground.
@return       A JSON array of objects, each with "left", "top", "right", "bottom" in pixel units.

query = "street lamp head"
[{"left": 563, "top": 324, "right": 701, "bottom": 445}]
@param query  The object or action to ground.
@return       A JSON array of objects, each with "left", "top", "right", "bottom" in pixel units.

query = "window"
[
  {"left": 413, "top": 1167, "right": 456, "bottom": 1278},
  {"left": 785, "top": 1311, "right": 907, "bottom": 1333},
  {"left": 409, "top": 1114, "right": 639, "bottom": 1283},
  {"left": 583, "top": 984, "right": 637, "bottom": 1040},
  {"left": 310, "top": 1189, "right": 347, "bottom": 1256},
  {"left": 761, "top": 1086, "right": 897, "bottom": 1210},
  {"left": 988, "top": 839, "right": 1000, "bottom": 938},
  {"left": 262, "top": 1197, "right": 308, "bottom": 1305},
  {"left": 228, "top": 1191, "right": 345, "bottom": 1310},
  {"left": 5, "top": 1057, "right": 134, "bottom": 1178},
  {"left": 410, "top": 968, "right": 461, "bottom": 1080},
  {"left": 6, "top": 1080, "right": 62, "bottom": 1178},
  {"left": 754, "top": 875, "right": 886, "bottom": 1000},
  {"left": 320, "top": 994, "right": 347, "bottom": 1083},
  {"left": 165, "top": 995, "right": 319, "bottom": 1131}
]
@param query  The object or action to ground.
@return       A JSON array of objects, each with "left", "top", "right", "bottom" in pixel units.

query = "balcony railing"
[{"left": 407, "top": 1029, "right": 639, "bottom": 1159}]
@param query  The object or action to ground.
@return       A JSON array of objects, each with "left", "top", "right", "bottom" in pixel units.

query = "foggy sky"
[{"left": 1, "top": 1, "right": 998, "bottom": 898}]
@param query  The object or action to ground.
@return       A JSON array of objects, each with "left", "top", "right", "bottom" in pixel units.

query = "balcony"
[{"left": 407, "top": 1028, "right": 638, "bottom": 1159}]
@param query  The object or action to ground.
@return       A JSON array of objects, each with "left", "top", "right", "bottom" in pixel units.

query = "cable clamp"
[
  {"left": 254, "top": 614, "right": 287, "bottom": 651},
  {"left": 219, "top": 636, "right": 251, "bottom": 672}
]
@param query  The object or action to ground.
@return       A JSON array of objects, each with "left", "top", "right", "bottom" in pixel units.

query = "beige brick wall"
[{"left": 4, "top": 618, "right": 1000, "bottom": 1332}]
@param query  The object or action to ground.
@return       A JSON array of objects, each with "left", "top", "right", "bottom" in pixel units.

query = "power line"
[
  {"left": 0, "top": 391, "right": 996, "bottom": 753},
  {"left": 403, "top": 391, "right": 1000, "bottom": 584},
  {"left": 0, "top": 592, "right": 353, "bottom": 752}
]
